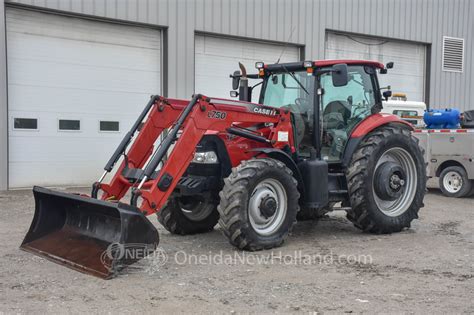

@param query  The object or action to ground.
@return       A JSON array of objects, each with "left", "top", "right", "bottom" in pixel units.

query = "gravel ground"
[{"left": 0, "top": 181, "right": 473, "bottom": 314}]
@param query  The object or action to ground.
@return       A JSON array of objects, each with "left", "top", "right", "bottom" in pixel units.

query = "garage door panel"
[
  {"left": 7, "top": 8, "right": 161, "bottom": 188},
  {"left": 6, "top": 8, "right": 160, "bottom": 49},
  {"left": 9, "top": 161, "right": 108, "bottom": 187},
  {"left": 9, "top": 58, "right": 159, "bottom": 94},
  {"left": 326, "top": 33, "right": 426, "bottom": 102},
  {"left": 8, "top": 32, "right": 160, "bottom": 72},
  {"left": 197, "top": 36, "right": 298, "bottom": 61},
  {"left": 8, "top": 85, "right": 151, "bottom": 115},
  {"left": 9, "top": 135, "right": 119, "bottom": 162},
  {"left": 326, "top": 34, "right": 425, "bottom": 59},
  {"left": 195, "top": 35, "right": 299, "bottom": 101},
  {"left": 9, "top": 109, "right": 139, "bottom": 137}
]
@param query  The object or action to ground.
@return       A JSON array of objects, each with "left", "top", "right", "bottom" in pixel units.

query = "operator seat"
[{"left": 323, "top": 100, "right": 351, "bottom": 130}]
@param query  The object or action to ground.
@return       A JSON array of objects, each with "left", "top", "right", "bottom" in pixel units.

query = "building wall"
[
  {"left": 1, "top": 1, "right": 7, "bottom": 190},
  {"left": 0, "top": 0, "right": 473, "bottom": 189},
  {"left": 4, "top": 0, "right": 473, "bottom": 109}
]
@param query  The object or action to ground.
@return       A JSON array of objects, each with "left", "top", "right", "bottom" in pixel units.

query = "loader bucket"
[{"left": 20, "top": 186, "right": 159, "bottom": 279}]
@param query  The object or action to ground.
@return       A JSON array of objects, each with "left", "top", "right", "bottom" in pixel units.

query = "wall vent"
[{"left": 442, "top": 36, "right": 464, "bottom": 72}]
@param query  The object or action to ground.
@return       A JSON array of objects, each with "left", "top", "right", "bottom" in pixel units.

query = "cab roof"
[
  {"left": 264, "top": 59, "right": 385, "bottom": 72},
  {"left": 314, "top": 59, "right": 385, "bottom": 69}
]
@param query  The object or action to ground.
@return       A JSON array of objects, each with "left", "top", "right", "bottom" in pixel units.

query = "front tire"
[
  {"left": 217, "top": 158, "right": 300, "bottom": 251},
  {"left": 346, "top": 125, "right": 426, "bottom": 233},
  {"left": 157, "top": 196, "right": 219, "bottom": 235},
  {"left": 439, "top": 166, "right": 472, "bottom": 198}
]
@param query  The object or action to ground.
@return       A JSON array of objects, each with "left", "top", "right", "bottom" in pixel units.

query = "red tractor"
[{"left": 21, "top": 60, "right": 426, "bottom": 278}]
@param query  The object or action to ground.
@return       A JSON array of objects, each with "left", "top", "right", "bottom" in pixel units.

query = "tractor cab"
[{"left": 231, "top": 60, "right": 387, "bottom": 162}]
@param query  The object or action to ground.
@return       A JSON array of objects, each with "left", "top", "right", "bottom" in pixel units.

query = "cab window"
[{"left": 321, "top": 65, "right": 376, "bottom": 120}]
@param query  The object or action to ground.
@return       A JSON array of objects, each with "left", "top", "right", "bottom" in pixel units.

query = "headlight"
[{"left": 192, "top": 151, "right": 219, "bottom": 164}]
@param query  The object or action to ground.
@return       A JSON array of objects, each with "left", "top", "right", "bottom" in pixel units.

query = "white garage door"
[
  {"left": 6, "top": 8, "right": 161, "bottom": 188},
  {"left": 195, "top": 35, "right": 300, "bottom": 102},
  {"left": 325, "top": 32, "right": 426, "bottom": 102}
]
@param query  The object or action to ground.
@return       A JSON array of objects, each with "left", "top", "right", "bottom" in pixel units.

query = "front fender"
[{"left": 250, "top": 148, "right": 305, "bottom": 198}]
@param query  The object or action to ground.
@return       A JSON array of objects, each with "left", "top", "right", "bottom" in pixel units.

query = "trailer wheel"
[
  {"left": 218, "top": 158, "right": 299, "bottom": 251},
  {"left": 346, "top": 125, "right": 426, "bottom": 233},
  {"left": 439, "top": 166, "right": 472, "bottom": 198},
  {"left": 157, "top": 196, "right": 219, "bottom": 235}
]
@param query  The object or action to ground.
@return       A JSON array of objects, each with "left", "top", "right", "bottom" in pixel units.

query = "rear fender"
[
  {"left": 351, "top": 113, "right": 413, "bottom": 138},
  {"left": 250, "top": 148, "right": 305, "bottom": 198},
  {"left": 342, "top": 114, "right": 413, "bottom": 167}
]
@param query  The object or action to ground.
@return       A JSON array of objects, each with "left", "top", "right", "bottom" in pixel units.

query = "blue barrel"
[{"left": 423, "top": 108, "right": 461, "bottom": 129}]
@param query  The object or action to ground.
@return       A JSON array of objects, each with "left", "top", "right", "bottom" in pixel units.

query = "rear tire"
[
  {"left": 346, "top": 125, "right": 426, "bottom": 233},
  {"left": 157, "top": 196, "right": 219, "bottom": 235},
  {"left": 218, "top": 158, "right": 300, "bottom": 251},
  {"left": 439, "top": 166, "right": 472, "bottom": 198}
]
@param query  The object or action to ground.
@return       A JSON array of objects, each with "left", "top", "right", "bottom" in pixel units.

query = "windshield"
[{"left": 261, "top": 71, "right": 315, "bottom": 112}]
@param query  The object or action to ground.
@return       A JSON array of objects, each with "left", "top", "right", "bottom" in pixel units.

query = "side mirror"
[
  {"left": 386, "top": 62, "right": 394, "bottom": 69},
  {"left": 383, "top": 90, "right": 392, "bottom": 101},
  {"left": 231, "top": 70, "right": 241, "bottom": 90},
  {"left": 332, "top": 64, "right": 348, "bottom": 87}
]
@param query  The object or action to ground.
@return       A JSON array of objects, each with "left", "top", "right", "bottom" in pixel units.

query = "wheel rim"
[
  {"left": 373, "top": 147, "right": 418, "bottom": 217},
  {"left": 248, "top": 178, "right": 288, "bottom": 236},
  {"left": 443, "top": 171, "right": 463, "bottom": 193},
  {"left": 179, "top": 198, "right": 214, "bottom": 221}
]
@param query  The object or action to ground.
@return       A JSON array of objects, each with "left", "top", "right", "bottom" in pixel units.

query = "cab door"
[
  {"left": 319, "top": 65, "right": 380, "bottom": 161},
  {"left": 261, "top": 72, "right": 316, "bottom": 157}
]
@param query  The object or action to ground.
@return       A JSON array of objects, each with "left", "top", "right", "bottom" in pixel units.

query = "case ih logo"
[{"left": 252, "top": 106, "right": 278, "bottom": 116}]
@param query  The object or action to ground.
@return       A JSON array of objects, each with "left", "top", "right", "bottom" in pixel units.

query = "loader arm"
[
  {"left": 98, "top": 97, "right": 187, "bottom": 201},
  {"left": 96, "top": 94, "right": 293, "bottom": 215}
]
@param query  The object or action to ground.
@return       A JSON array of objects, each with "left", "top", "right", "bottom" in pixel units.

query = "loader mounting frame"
[{"left": 94, "top": 94, "right": 293, "bottom": 216}]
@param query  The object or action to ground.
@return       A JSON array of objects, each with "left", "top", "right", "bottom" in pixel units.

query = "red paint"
[{"left": 351, "top": 113, "right": 413, "bottom": 138}]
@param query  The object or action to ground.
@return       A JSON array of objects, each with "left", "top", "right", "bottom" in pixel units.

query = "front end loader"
[{"left": 21, "top": 60, "right": 426, "bottom": 278}]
